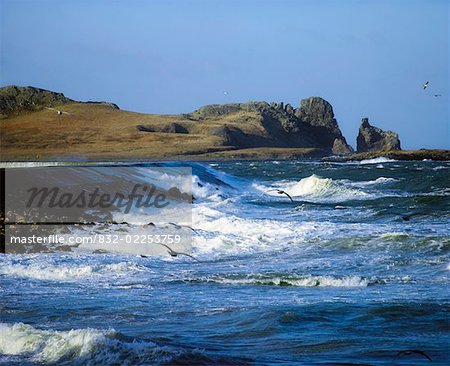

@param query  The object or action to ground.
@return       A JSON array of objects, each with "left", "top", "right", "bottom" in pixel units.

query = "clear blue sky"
[{"left": 1, "top": 0, "right": 448, "bottom": 149}]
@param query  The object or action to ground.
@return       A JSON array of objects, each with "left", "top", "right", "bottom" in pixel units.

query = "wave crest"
[
  {"left": 262, "top": 175, "right": 370, "bottom": 202},
  {"left": 359, "top": 157, "right": 397, "bottom": 164},
  {"left": 176, "top": 274, "right": 373, "bottom": 287},
  {"left": 0, "top": 322, "right": 176, "bottom": 365},
  {"left": 0, "top": 261, "right": 146, "bottom": 281}
]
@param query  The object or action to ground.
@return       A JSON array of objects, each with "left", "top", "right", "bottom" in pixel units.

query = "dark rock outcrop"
[
  {"left": 0, "top": 86, "right": 74, "bottom": 116},
  {"left": 193, "top": 96, "right": 353, "bottom": 154},
  {"left": 210, "top": 125, "right": 248, "bottom": 146},
  {"left": 295, "top": 97, "right": 353, "bottom": 155},
  {"left": 332, "top": 138, "right": 354, "bottom": 155},
  {"left": 0, "top": 85, "right": 120, "bottom": 117},
  {"left": 85, "top": 101, "right": 120, "bottom": 110},
  {"left": 196, "top": 103, "right": 243, "bottom": 116},
  {"left": 356, "top": 118, "right": 401, "bottom": 153},
  {"left": 136, "top": 123, "right": 189, "bottom": 134}
]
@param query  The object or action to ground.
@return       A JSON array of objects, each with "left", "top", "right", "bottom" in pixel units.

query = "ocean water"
[{"left": 1, "top": 159, "right": 449, "bottom": 365}]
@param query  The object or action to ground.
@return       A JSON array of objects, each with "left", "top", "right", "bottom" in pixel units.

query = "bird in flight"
[
  {"left": 168, "top": 222, "right": 198, "bottom": 233},
  {"left": 270, "top": 189, "right": 294, "bottom": 202},
  {"left": 156, "top": 243, "right": 202, "bottom": 262},
  {"left": 423, "top": 81, "right": 429, "bottom": 90},
  {"left": 397, "top": 350, "right": 432, "bottom": 362}
]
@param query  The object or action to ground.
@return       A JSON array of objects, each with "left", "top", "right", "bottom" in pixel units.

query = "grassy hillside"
[{"left": 0, "top": 101, "right": 324, "bottom": 161}]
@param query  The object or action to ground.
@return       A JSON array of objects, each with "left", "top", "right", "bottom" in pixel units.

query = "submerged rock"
[{"left": 356, "top": 118, "right": 401, "bottom": 153}]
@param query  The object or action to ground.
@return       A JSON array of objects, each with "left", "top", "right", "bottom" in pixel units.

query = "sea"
[{"left": 1, "top": 158, "right": 449, "bottom": 365}]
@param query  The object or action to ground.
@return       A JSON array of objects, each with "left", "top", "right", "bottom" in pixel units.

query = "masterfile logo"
[{"left": 3, "top": 165, "right": 192, "bottom": 254}]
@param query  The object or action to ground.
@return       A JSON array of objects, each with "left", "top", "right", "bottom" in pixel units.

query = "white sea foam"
[
  {"left": 136, "top": 167, "right": 192, "bottom": 194},
  {"left": 192, "top": 175, "right": 225, "bottom": 200},
  {"left": 192, "top": 206, "right": 297, "bottom": 254},
  {"left": 0, "top": 261, "right": 146, "bottom": 281},
  {"left": 191, "top": 203, "right": 389, "bottom": 256},
  {"left": 0, "top": 322, "right": 172, "bottom": 365},
  {"left": 379, "top": 232, "right": 409, "bottom": 240},
  {"left": 183, "top": 274, "right": 371, "bottom": 287},
  {"left": 359, "top": 157, "right": 397, "bottom": 164},
  {"left": 342, "top": 177, "right": 398, "bottom": 187},
  {"left": 256, "top": 175, "right": 370, "bottom": 202},
  {"left": 433, "top": 165, "right": 448, "bottom": 171}
]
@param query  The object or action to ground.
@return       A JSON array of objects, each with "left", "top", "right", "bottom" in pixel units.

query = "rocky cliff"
[
  {"left": 190, "top": 97, "right": 353, "bottom": 155},
  {"left": 356, "top": 118, "right": 401, "bottom": 153}
]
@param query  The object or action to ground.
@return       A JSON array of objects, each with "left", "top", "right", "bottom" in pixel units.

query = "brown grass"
[{"left": 0, "top": 103, "right": 234, "bottom": 161}]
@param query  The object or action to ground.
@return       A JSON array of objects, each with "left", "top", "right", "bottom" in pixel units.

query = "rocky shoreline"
[{"left": 337, "top": 149, "right": 450, "bottom": 162}]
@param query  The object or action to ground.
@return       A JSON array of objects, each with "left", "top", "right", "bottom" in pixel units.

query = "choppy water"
[{"left": 1, "top": 159, "right": 449, "bottom": 365}]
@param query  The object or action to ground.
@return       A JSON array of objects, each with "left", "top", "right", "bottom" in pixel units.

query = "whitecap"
[
  {"left": 178, "top": 274, "right": 372, "bottom": 287},
  {"left": 359, "top": 157, "right": 397, "bottom": 164},
  {"left": 0, "top": 322, "right": 173, "bottom": 365},
  {"left": 256, "top": 175, "right": 370, "bottom": 203},
  {"left": 0, "top": 261, "right": 146, "bottom": 281},
  {"left": 342, "top": 177, "right": 398, "bottom": 187}
]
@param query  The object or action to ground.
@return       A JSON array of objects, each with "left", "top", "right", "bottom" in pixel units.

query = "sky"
[{"left": 0, "top": 0, "right": 448, "bottom": 149}]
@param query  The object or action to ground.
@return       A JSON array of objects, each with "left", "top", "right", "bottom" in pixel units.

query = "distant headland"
[{"left": 0, "top": 85, "right": 448, "bottom": 161}]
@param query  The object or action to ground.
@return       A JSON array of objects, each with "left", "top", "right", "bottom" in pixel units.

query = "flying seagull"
[
  {"left": 423, "top": 81, "right": 429, "bottom": 90},
  {"left": 397, "top": 350, "right": 432, "bottom": 362},
  {"left": 273, "top": 189, "right": 294, "bottom": 203},
  {"left": 156, "top": 243, "right": 202, "bottom": 262},
  {"left": 168, "top": 222, "right": 198, "bottom": 234}
]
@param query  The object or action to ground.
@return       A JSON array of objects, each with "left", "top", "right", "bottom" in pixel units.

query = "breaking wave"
[
  {"left": 342, "top": 176, "right": 398, "bottom": 187},
  {"left": 0, "top": 260, "right": 146, "bottom": 281},
  {"left": 359, "top": 157, "right": 397, "bottom": 164},
  {"left": 174, "top": 274, "right": 374, "bottom": 287},
  {"left": 0, "top": 322, "right": 177, "bottom": 365},
  {"left": 258, "top": 174, "right": 370, "bottom": 202}
]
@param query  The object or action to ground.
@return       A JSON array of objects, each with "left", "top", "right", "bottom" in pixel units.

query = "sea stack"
[
  {"left": 296, "top": 97, "right": 353, "bottom": 155},
  {"left": 356, "top": 118, "right": 401, "bottom": 153}
]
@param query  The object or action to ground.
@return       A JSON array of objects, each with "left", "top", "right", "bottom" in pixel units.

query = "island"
[{"left": 1, "top": 85, "right": 448, "bottom": 161}]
